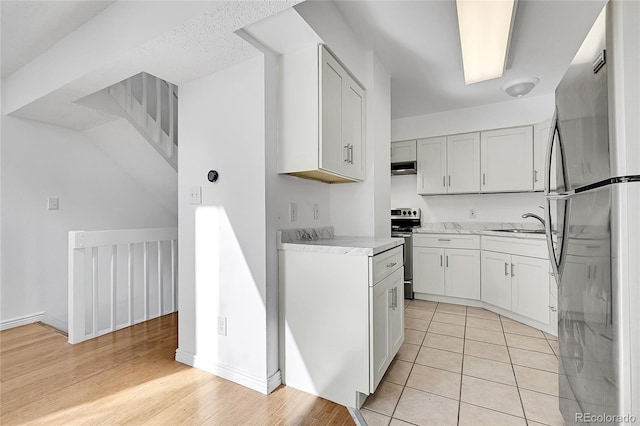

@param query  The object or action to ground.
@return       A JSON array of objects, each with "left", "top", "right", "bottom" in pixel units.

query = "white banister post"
[
  {"left": 156, "top": 77, "right": 162, "bottom": 142},
  {"left": 91, "top": 247, "right": 98, "bottom": 336},
  {"left": 125, "top": 78, "right": 132, "bottom": 113},
  {"left": 168, "top": 84, "right": 175, "bottom": 158},
  {"left": 143, "top": 242, "right": 149, "bottom": 320},
  {"left": 170, "top": 239, "right": 176, "bottom": 312},
  {"left": 68, "top": 232, "right": 86, "bottom": 344},
  {"left": 157, "top": 241, "right": 163, "bottom": 316},
  {"left": 110, "top": 245, "right": 117, "bottom": 331},
  {"left": 128, "top": 243, "right": 134, "bottom": 326},
  {"left": 141, "top": 73, "right": 148, "bottom": 129}
]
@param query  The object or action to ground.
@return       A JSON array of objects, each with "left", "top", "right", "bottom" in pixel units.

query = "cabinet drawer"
[
  {"left": 565, "top": 238, "right": 609, "bottom": 257},
  {"left": 482, "top": 236, "right": 548, "bottom": 259},
  {"left": 371, "top": 246, "right": 403, "bottom": 285},
  {"left": 413, "top": 234, "right": 480, "bottom": 249}
]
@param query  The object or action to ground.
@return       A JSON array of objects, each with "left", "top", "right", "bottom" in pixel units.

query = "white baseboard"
[
  {"left": 175, "top": 349, "right": 281, "bottom": 395},
  {"left": 42, "top": 313, "right": 68, "bottom": 333},
  {"left": 1, "top": 312, "right": 44, "bottom": 331}
]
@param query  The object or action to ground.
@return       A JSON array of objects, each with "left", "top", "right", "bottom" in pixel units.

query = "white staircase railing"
[
  {"left": 68, "top": 227, "right": 178, "bottom": 344},
  {"left": 107, "top": 73, "right": 178, "bottom": 170}
]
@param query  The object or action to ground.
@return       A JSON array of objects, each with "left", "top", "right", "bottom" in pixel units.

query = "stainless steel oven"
[{"left": 391, "top": 208, "right": 421, "bottom": 299}]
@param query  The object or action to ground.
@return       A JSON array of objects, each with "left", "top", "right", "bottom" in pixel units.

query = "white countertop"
[
  {"left": 414, "top": 222, "right": 548, "bottom": 240},
  {"left": 277, "top": 227, "right": 403, "bottom": 256}
]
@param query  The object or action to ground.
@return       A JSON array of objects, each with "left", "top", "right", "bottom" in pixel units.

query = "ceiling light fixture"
[
  {"left": 502, "top": 77, "right": 539, "bottom": 97},
  {"left": 456, "top": 0, "right": 517, "bottom": 85}
]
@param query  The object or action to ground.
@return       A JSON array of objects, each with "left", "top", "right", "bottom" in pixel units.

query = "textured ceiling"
[
  {"left": 4, "top": 1, "right": 295, "bottom": 130},
  {"left": 334, "top": 0, "right": 607, "bottom": 119},
  {"left": 0, "top": 0, "right": 114, "bottom": 78}
]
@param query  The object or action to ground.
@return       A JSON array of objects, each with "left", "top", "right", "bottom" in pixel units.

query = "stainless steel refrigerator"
[{"left": 544, "top": 4, "right": 640, "bottom": 425}]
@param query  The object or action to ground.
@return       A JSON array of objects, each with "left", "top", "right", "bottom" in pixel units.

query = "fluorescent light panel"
[{"left": 456, "top": 0, "right": 516, "bottom": 84}]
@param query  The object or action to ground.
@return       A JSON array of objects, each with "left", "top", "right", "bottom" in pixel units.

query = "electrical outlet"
[
  {"left": 47, "top": 197, "right": 59, "bottom": 210},
  {"left": 313, "top": 204, "right": 320, "bottom": 220},
  {"left": 289, "top": 203, "right": 298, "bottom": 222},
  {"left": 217, "top": 316, "right": 227, "bottom": 336},
  {"left": 469, "top": 208, "right": 477, "bottom": 219},
  {"left": 189, "top": 187, "right": 202, "bottom": 205}
]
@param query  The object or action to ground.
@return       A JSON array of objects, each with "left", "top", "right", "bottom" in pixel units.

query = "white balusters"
[{"left": 68, "top": 228, "right": 177, "bottom": 344}]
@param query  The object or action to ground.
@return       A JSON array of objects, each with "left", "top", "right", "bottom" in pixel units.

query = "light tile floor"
[{"left": 361, "top": 300, "right": 564, "bottom": 426}]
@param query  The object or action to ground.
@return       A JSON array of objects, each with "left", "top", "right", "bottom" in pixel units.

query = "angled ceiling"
[
  {"left": 0, "top": 1, "right": 114, "bottom": 78},
  {"left": 333, "top": 0, "right": 607, "bottom": 119}
]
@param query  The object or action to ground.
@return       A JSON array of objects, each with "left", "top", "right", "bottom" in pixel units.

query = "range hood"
[{"left": 391, "top": 160, "right": 417, "bottom": 175}]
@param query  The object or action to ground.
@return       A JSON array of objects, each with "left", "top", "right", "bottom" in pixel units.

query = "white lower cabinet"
[
  {"left": 413, "top": 235, "right": 480, "bottom": 299},
  {"left": 481, "top": 236, "right": 552, "bottom": 327},
  {"left": 370, "top": 268, "right": 404, "bottom": 391},
  {"left": 279, "top": 244, "right": 404, "bottom": 408},
  {"left": 412, "top": 233, "right": 557, "bottom": 334},
  {"left": 481, "top": 250, "right": 512, "bottom": 310}
]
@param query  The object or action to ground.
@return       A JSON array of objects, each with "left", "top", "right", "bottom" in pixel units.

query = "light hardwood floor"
[{"left": 0, "top": 314, "right": 353, "bottom": 425}]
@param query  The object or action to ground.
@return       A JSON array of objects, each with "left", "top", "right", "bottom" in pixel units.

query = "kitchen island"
[{"left": 278, "top": 227, "right": 404, "bottom": 408}]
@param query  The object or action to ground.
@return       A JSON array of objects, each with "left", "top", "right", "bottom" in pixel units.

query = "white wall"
[
  {"left": 177, "top": 55, "right": 279, "bottom": 392},
  {"left": 0, "top": 116, "right": 177, "bottom": 329},
  {"left": 391, "top": 95, "right": 554, "bottom": 223}
]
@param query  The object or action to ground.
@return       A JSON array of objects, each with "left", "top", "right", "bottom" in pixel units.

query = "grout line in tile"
[
  {"left": 505, "top": 344, "right": 557, "bottom": 356},
  {"left": 456, "top": 311, "right": 467, "bottom": 425},
  {"left": 460, "top": 400, "right": 529, "bottom": 422},
  {"left": 503, "top": 318, "right": 529, "bottom": 425},
  {"left": 504, "top": 331, "right": 548, "bottom": 340},
  {"left": 401, "top": 384, "right": 462, "bottom": 403}
]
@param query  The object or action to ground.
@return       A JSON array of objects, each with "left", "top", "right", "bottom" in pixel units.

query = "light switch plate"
[
  {"left": 47, "top": 197, "right": 59, "bottom": 210},
  {"left": 217, "top": 316, "right": 227, "bottom": 336},
  {"left": 289, "top": 203, "right": 298, "bottom": 222},
  {"left": 189, "top": 187, "right": 202, "bottom": 205}
]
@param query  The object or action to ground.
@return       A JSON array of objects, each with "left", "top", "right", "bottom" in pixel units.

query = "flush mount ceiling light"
[
  {"left": 502, "top": 77, "right": 540, "bottom": 97},
  {"left": 456, "top": 0, "right": 516, "bottom": 84}
]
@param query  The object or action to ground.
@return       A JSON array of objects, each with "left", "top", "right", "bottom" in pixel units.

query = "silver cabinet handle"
[
  {"left": 511, "top": 263, "right": 515, "bottom": 277},
  {"left": 446, "top": 255, "right": 449, "bottom": 268},
  {"left": 349, "top": 144, "right": 354, "bottom": 164},
  {"left": 549, "top": 305, "right": 557, "bottom": 312},
  {"left": 534, "top": 170, "right": 539, "bottom": 182},
  {"left": 344, "top": 144, "right": 350, "bottom": 163},
  {"left": 448, "top": 175, "right": 451, "bottom": 186},
  {"left": 389, "top": 288, "right": 394, "bottom": 308},
  {"left": 438, "top": 238, "right": 451, "bottom": 242},
  {"left": 483, "top": 173, "right": 486, "bottom": 185},
  {"left": 505, "top": 262, "right": 509, "bottom": 276},
  {"left": 386, "top": 262, "right": 397, "bottom": 268},
  {"left": 442, "top": 175, "right": 446, "bottom": 187},
  {"left": 440, "top": 255, "right": 443, "bottom": 267},
  {"left": 394, "top": 287, "right": 398, "bottom": 309}
]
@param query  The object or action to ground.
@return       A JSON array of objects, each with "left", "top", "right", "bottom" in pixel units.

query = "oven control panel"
[{"left": 391, "top": 208, "right": 421, "bottom": 219}]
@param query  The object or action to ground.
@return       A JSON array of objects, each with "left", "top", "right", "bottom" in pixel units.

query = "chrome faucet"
[{"left": 522, "top": 212, "right": 545, "bottom": 227}]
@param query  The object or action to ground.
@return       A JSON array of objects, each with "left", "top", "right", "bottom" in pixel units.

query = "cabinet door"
[
  {"left": 447, "top": 133, "right": 480, "bottom": 194},
  {"left": 320, "top": 49, "right": 346, "bottom": 176},
  {"left": 481, "top": 251, "right": 512, "bottom": 310},
  {"left": 445, "top": 248, "right": 480, "bottom": 299},
  {"left": 370, "top": 268, "right": 404, "bottom": 392},
  {"left": 413, "top": 247, "right": 445, "bottom": 295},
  {"left": 534, "top": 121, "right": 557, "bottom": 191},
  {"left": 389, "top": 270, "right": 405, "bottom": 362},
  {"left": 391, "top": 140, "right": 417, "bottom": 163},
  {"left": 370, "top": 274, "right": 391, "bottom": 390},
  {"left": 343, "top": 74, "right": 365, "bottom": 180},
  {"left": 417, "top": 137, "right": 447, "bottom": 195},
  {"left": 511, "top": 255, "right": 550, "bottom": 324},
  {"left": 481, "top": 126, "right": 534, "bottom": 192}
]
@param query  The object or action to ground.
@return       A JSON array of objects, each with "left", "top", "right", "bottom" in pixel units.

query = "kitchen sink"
[{"left": 492, "top": 229, "right": 546, "bottom": 234}]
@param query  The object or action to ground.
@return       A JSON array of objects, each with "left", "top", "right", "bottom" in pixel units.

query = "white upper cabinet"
[
  {"left": 534, "top": 120, "right": 558, "bottom": 191},
  {"left": 417, "top": 137, "right": 447, "bottom": 194},
  {"left": 278, "top": 45, "right": 365, "bottom": 183},
  {"left": 417, "top": 133, "right": 479, "bottom": 195},
  {"left": 481, "top": 126, "right": 534, "bottom": 192},
  {"left": 391, "top": 140, "right": 417, "bottom": 163},
  {"left": 447, "top": 133, "right": 480, "bottom": 194}
]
